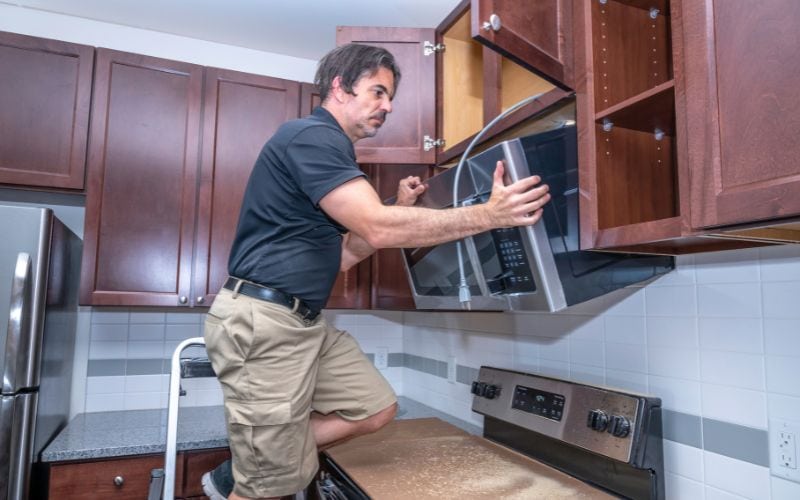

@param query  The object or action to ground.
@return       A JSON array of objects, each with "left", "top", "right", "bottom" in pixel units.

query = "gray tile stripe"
[
  {"left": 662, "top": 409, "right": 702, "bottom": 448},
  {"left": 702, "top": 418, "right": 769, "bottom": 467},
  {"left": 87, "top": 353, "right": 769, "bottom": 467}
]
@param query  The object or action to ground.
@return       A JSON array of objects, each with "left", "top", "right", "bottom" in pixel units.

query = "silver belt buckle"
[{"left": 290, "top": 296, "right": 300, "bottom": 314}]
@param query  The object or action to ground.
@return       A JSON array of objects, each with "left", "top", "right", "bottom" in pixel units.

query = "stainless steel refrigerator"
[{"left": 0, "top": 206, "right": 80, "bottom": 500}]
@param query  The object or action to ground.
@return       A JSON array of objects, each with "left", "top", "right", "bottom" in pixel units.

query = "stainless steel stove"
[{"left": 313, "top": 366, "right": 664, "bottom": 499}]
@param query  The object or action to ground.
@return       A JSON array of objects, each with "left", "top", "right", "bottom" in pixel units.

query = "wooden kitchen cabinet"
[
  {"left": 683, "top": 0, "right": 800, "bottom": 235},
  {"left": 80, "top": 51, "right": 301, "bottom": 307},
  {"left": 46, "top": 447, "right": 229, "bottom": 499},
  {"left": 80, "top": 49, "right": 204, "bottom": 307},
  {"left": 573, "top": 0, "right": 786, "bottom": 254},
  {"left": 338, "top": 0, "right": 572, "bottom": 167},
  {"left": 0, "top": 31, "right": 93, "bottom": 190},
  {"left": 367, "top": 164, "right": 436, "bottom": 310},
  {"left": 193, "top": 67, "right": 300, "bottom": 305}
]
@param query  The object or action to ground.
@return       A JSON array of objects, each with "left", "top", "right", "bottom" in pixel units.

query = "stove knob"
[
  {"left": 586, "top": 409, "right": 608, "bottom": 432},
  {"left": 608, "top": 415, "right": 631, "bottom": 438},
  {"left": 471, "top": 381, "right": 481, "bottom": 395},
  {"left": 484, "top": 384, "right": 500, "bottom": 399}
]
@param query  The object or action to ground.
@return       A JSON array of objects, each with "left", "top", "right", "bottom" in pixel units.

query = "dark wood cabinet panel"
[
  {"left": 471, "top": 0, "right": 574, "bottom": 89},
  {"left": 336, "top": 26, "right": 437, "bottom": 165},
  {"left": 180, "top": 448, "right": 230, "bottom": 497},
  {"left": 80, "top": 49, "right": 203, "bottom": 306},
  {"left": 685, "top": 0, "right": 800, "bottom": 229},
  {"left": 48, "top": 454, "right": 180, "bottom": 499},
  {"left": 0, "top": 31, "right": 93, "bottom": 190},
  {"left": 368, "top": 164, "right": 435, "bottom": 310},
  {"left": 194, "top": 68, "right": 300, "bottom": 305}
]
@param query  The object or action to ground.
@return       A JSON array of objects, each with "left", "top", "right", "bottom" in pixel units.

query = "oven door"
[{"left": 313, "top": 454, "right": 369, "bottom": 500}]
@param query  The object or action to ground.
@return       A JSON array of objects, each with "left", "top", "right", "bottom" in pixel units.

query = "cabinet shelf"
[{"left": 594, "top": 80, "right": 675, "bottom": 136}]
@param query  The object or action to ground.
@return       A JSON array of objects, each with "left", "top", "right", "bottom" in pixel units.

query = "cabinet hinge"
[
  {"left": 423, "top": 41, "right": 445, "bottom": 56},
  {"left": 423, "top": 135, "right": 445, "bottom": 151}
]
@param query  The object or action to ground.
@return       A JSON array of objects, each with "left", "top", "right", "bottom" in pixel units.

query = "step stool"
[{"left": 147, "top": 337, "right": 217, "bottom": 500}]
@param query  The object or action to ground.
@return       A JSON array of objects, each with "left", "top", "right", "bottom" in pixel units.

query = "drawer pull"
[{"left": 113, "top": 475, "right": 124, "bottom": 487}]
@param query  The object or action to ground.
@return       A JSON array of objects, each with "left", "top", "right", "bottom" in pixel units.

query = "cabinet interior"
[
  {"left": 591, "top": 0, "right": 678, "bottom": 231},
  {"left": 441, "top": 9, "right": 555, "bottom": 154},
  {"left": 442, "top": 12, "right": 484, "bottom": 150}
]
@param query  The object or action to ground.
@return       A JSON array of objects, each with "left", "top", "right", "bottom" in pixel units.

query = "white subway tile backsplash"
[
  {"left": 760, "top": 244, "right": 800, "bottom": 282},
  {"left": 129, "top": 323, "right": 165, "bottom": 341},
  {"left": 646, "top": 285, "right": 697, "bottom": 317},
  {"left": 605, "top": 343, "right": 647, "bottom": 373},
  {"left": 89, "top": 341, "right": 127, "bottom": 359},
  {"left": 704, "top": 486, "right": 749, "bottom": 500},
  {"left": 764, "top": 319, "right": 800, "bottom": 356},
  {"left": 767, "top": 393, "right": 800, "bottom": 422},
  {"left": 124, "top": 392, "right": 165, "bottom": 411},
  {"left": 695, "top": 248, "right": 761, "bottom": 283},
  {"left": 605, "top": 369, "right": 648, "bottom": 394},
  {"left": 569, "top": 340, "right": 604, "bottom": 367},
  {"left": 763, "top": 282, "right": 800, "bottom": 318},
  {"left": 128, "top": 311, "right": 166, "bottom": 324},
  {"left": 91, "top": 309, "right": 129, "bottom": 324},
  {"left": 648, "top": 346, "right": 700, "bottom": 380},
  {"left": 568, "top": 315, "right": 605, "bottom": 341},
  {"left": 124, "top": 374, "right": 164, "bottom": 393},
  {"left": 539, "top": 337, "right": 569, "bottom": 362},
  {"left": 165, "top": 323, "right": 202, "bottom": 340},
  {"left": 665, "top": 473, "right": 704, "bottom": 500},
  {"left": 604, "top": 315, "right": 646, "bottom": 344},
  {"left": 90, "top": 323, "right": 128, "bottom": 342},
  {"left": 166, "top": 311, "right": 203, "bottom": 324},
  {"left": 569, "top": 364, "right": 604, "bottom": 385},
  {"left": 703, "top": 451, "right": 771, "bottom": 499},
  {"left": 701, "top": 351, "right": 765, "bottom": 390},
  {"left": 702, "top": 384, "right": 767, "bottom": 429},
  {"left": 86, "top": 376, "right": 125, "bottom": 395},
  {"left": 604, "top": 288, "right": 646, "bottom": 316},
  {"left": 698, "top": 283, "right": 762, "bottom": 318},
  {"left": 649, "top": 375, "right": 702, "bottom": 414},
  {"left": 772, "top": 476, "right": 800, "bottom": 500},
  {"left": 664, "top": 439, "right": 704, "bottom": 481},
  {"left": 85, "top": 393, "right": 124, "bottom": 412},
  {"left": 766, "top": 355, "right": 800, "bottom": 397},
  {"left": 538, "top": 359, "right": 569, "bottom": 379},
  {"left": 126, "top": 341, "right": 165, "bottom": 359},
  {"left": 647, "top": 316, "right": 698, "bottom": 347},
  {"left": 699, "top": 317, "right": 763, "bottom": 353}
]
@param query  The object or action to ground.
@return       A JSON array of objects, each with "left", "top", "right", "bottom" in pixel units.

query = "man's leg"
[{"left": 311, "top": 401, "right": 397, "bottom": 450}]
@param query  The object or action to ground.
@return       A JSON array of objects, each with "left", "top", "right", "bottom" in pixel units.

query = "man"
[{"left": 202, "top": 43, "right": 550, "bottom": 500}]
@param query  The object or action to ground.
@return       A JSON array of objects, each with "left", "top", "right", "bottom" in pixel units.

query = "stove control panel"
[
  {"left": 471, "top": 366, "right": 661, "bottom": 465},
  {"left": 512, "top": 385, "right": 564, "bottom": 421}
]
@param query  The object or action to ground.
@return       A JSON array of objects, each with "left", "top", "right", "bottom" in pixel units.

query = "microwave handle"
[{"left": 462, "top": 236, "right": 491, "bottom": 297}]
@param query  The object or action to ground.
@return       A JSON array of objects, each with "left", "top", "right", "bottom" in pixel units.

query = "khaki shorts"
[{"left": 204, "top": 288, "right": 396, "bottom": 498}]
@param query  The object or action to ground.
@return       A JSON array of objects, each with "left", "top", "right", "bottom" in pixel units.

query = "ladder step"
[{"left": 180, "top": 357, "right": 216, "bottom": 378}]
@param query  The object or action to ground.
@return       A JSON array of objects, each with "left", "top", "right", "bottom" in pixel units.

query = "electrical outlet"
[
  {"left": 374, "top": 347, "right": 388, "bottom": 370},
  {"left": 447, "top": 356, "right": 457, "bottom": 383},
  {"left": 770, "top": 419, "right": 800, "bottom": 484}
]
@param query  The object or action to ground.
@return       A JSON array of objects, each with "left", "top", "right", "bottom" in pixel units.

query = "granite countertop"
[{"left": 41, "top": 396, "right": 481, "bottom": 462}]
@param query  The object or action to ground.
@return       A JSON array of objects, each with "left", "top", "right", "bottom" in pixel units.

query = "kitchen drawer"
[{"left": 47, "top": 454, "right": 182, "bottom": 499}]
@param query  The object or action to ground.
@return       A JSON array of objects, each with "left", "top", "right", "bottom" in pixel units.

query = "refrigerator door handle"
[{"left": 3, "top": 253, "right": 33, "bottom": 394}]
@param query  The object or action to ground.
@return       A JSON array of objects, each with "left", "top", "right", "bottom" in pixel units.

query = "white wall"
[
  {"left": 402, "top": 245, "right": 800, "bottom": 499},
  {"left": 0, "top": 3, "right": 317, "bottom": 82}
]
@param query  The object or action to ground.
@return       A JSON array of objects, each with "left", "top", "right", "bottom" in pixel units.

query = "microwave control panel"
[{"left": 490, "top": 227, "right": 536, "bottom": 294}]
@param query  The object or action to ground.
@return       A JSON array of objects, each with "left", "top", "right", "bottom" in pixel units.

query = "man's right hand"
[{"left": 484, "top": 161, "right": 551, "bottom": 228}]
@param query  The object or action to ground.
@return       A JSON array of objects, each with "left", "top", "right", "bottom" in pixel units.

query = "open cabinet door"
[
  {"left": 471, "top": 0, "right": 574, "bottom": 89},
  {"left": 336, "top": 27, "right": 437, "bottom": 164}
]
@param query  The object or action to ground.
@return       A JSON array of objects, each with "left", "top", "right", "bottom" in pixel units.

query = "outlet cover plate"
[
  {"left": 374, "top": 347, "right": 388, "bottom": 370},
  {"left": 770, "top": 419, "right": 800, "bottom": 483}
]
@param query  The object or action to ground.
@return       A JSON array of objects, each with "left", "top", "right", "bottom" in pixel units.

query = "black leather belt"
[{"left": 223, "top": 277, "right": 319, "bottom": 322}]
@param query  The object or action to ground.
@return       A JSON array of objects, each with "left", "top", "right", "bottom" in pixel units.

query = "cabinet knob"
[
  {"left": 482, "top": 14, "right": 502, "bottom": 32},
  {"left": 113, "top": 475, "right": 124, "bottom": 487},
  {"left": 179, "top": 296, "right": 188, "bottom": 305},
  {"left": 196, "top": 296, "right": 205, "bottom": 304}
]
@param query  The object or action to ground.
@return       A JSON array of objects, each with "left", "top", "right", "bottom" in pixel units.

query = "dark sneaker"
[{"left": 201, "top": 458, "right": 234, "bottom": 500}]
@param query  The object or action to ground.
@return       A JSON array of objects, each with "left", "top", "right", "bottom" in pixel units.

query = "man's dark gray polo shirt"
[{"left": 228, "top": 106, "right": 366, "bottom": 312}]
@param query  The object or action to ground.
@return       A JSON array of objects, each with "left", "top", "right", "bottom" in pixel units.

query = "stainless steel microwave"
[{"left": 401, "top": 116, "right": 674, "bottom": 312}]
